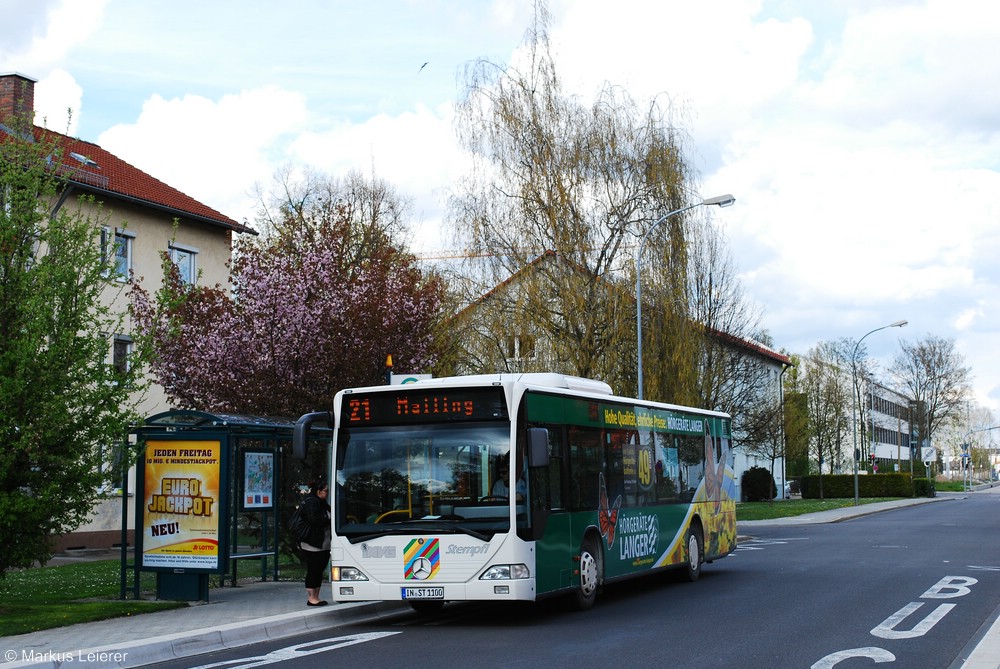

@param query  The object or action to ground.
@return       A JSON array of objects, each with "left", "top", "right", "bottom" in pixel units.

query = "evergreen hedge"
[{"left": 799, "top": 473, "right": 916, "bottom": 499}]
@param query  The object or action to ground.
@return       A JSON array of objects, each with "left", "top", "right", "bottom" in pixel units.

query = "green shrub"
[
  {"left": 913, "top": 478, "right": 936, "bottom": 497},
  {"left": 799, "top": 473, "right": 915, "bottom": 499},
  {"left": 742, "top": 466, "right": 776, "bottom": 502}
]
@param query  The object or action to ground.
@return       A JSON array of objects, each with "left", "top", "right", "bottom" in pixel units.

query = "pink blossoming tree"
[{"left": 131, "top": 171, "right": 444, "bottom": 417}]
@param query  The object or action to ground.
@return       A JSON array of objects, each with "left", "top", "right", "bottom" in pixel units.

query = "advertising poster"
[
  {"left": 141, "top": 439, "right": 223, "bottom": 571},
  {"left": 242, "top": 451, "right": 274, "bottom": 510}
]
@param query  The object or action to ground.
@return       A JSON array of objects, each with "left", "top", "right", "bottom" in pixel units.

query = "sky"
[{"left": 4, "top": 0, "right": 1000, "bottom": 415}]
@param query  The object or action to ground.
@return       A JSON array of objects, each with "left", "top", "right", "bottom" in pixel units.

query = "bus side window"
[
  {"left": 679, "top": 434, "right": 705, "bottom": 500},
  {"left": 604, "top": 428, "right": 627, "bottom": 506},
  {"left": 545, "top": 426, "right": 563, "bottom": 510},
  {"left": 568, "top": 426, "right": 601, "bottom": 510}
]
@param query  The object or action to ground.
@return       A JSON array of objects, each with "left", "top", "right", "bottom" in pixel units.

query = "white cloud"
[
  {"left": 32, "top": 69, "right": 82, "bottom": 134},
  {"left": 955, "top": 307, "right": 983, "bottom": 331},
  {"left": 0, "top": 0, "right": 108, "bottom": 71},
  {"left": 1, "top": 0, "right": 107, "bottom": 135},
  {"left": 550, "top": 0, "right": 813, "bottom": 139},
  {"left": 98, "top": 86, "right": 311, "bottom": 225},
  {"left": 287, "top": 101, "right": 466, "bottom": 251},
  {"left": 813, "top": 0, "right": 1000, "bottom": 129}
]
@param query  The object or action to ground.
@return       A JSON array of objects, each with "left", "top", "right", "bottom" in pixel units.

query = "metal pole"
[
  {"left": 851, "top": 320, "right": 907, "bottom": 505},
  {"left": 635, "top": 195, "right": 734, "bottom": 400},
  {"left": 870, "top": 382, "right": 875, "bottom": 473}
]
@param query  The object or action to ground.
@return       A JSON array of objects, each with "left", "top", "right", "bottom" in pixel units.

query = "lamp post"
[
  {"left": 851, "top": 319, "right": 907, "bottom": 505},
  {"left": 635, "top": 194, "right": 735, "bottom": 400}
]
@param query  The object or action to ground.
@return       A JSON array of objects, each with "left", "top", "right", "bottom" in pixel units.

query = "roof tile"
[{"left": 36, "top": 127, "right": 254, "bottom": 235}]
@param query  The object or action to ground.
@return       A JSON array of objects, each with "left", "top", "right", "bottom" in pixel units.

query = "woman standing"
[{"left": 299, "top": 480, "right": 331, "bottom": 606}]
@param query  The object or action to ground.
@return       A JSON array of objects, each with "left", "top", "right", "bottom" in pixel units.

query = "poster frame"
[
  {"left": 134, "top": 433, "right": 229, "bottom": 574},
  {"left": 240, "top": 448, "right": 276, "bottom": 511}
]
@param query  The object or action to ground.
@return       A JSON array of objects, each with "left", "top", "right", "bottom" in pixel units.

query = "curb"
[
  {"left": 4, "top": 601, "right": 410, "bottom": 669},
  {"left": 736, "top": 496, "right": 951, "bottom": 530}
]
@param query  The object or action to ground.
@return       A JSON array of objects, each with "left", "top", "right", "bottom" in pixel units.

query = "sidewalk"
[
  {"left": 2, "top": 486, "right": 998, "bottom": 669},
  {"left": 2, "top": 579, "right": 408, "bottom": 668}
]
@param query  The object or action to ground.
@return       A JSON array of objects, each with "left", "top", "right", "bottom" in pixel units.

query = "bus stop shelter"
[{"left": 120, "top": 410, "right": 330, "bottom": 601}]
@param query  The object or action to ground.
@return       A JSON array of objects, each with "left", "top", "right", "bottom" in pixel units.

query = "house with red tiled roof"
[{"left": 2, "top": 72, "right": 256, "bottom": 549}]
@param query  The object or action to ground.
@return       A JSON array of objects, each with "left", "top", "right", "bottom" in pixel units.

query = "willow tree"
[{"left": 447, "top": 4, "right": 695, "bottom": 394}]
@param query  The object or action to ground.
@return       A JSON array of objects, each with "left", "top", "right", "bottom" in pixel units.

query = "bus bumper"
[{"left": 330, "top": 578, "right": 537, "bottom": 603}]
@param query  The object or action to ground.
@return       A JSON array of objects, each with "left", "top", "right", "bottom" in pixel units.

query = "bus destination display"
[{"left": 343, "top": 387, "right": 508, "bottom": 425}]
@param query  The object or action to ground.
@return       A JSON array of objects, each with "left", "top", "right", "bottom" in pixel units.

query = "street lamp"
[
  {"left": 851, "top": 319, "right": 908, "bottom": 505},
  {"left": 635, "top": 194, "right": 735, "bottom": 400}
]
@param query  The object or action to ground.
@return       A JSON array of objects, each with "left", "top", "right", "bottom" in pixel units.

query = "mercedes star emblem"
[{"left": 411, "top": 557, "right": 432, "bottom": 580}]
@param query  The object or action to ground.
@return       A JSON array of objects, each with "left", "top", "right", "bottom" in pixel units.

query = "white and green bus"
[{"left": 294, "top": 373, "right": 737, "bottom": 611}]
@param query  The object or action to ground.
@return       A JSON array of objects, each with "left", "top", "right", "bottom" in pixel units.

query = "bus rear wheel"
[
  {"left": 575, "top": 537, "right": 602, "bottom": 610},
  {"left": 683, "top": 525, "right": 703, "bottom": 582}
]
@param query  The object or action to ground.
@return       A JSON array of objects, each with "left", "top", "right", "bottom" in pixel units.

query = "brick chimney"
[{"left": 0, "top": 73, "right": 37, "bottom": 125}]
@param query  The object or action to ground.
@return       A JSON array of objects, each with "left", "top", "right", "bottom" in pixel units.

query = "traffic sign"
[
  {"left": 921, "top": 446, "right": 937, "bottom": 465},
  {"left": 390, "top": 373, "right": 432, "bottom": 385}
]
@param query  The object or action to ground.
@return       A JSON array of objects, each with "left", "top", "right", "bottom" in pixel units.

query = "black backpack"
[{"left": 288, "top": 503, "right": 311, "bottom": 542}]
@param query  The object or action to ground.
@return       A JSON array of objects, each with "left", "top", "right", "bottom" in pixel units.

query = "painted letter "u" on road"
[{"left": 871, "top": 602, "right": 956, "bottom": 640}]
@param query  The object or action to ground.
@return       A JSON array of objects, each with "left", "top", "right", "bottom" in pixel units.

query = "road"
[{"left": 154, "top": 493, "right": 1000, "bottom": 669}]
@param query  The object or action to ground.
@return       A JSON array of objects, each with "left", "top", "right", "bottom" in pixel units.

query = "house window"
[
  {"left": 169, "top": 243, "right": 198, "bottom": 285},
  {"left": 101, "top": 227, "right": 134, "bottom": 281},
  {"left": 506, "top": 334, "right": 536, "bottom": 360},
  {"left": 520, "top": 335, "right": 536, "bottom": 359},
  {"left": 112, "top": 335, "right": 132, "bottom": 376}
]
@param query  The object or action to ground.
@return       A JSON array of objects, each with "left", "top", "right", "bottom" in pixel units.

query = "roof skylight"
[{"left": 69, "top": 152, "right": 99, "bottom": 168}]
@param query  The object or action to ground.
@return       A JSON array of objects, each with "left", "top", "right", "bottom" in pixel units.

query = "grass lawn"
[
  {"left": 1, "top": 556, "right": 307, "bottom": 637},
  {"left": 0, "top": 560, "right": 184, "bottom": 636},
  {"left": 736, "top": 497, "right": 906, "bottom": 521}
]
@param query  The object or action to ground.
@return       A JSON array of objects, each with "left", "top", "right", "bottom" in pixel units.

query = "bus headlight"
[
  {"left": 480, "top": 564, "right": 530, "bottom": 580},
  {"left": 331, "top": 566, "right": 368, "bottom": 582}
]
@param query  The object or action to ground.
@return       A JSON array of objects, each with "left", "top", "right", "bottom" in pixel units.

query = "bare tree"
[
  {"left": 253, "top": 165, "right": 413, "bottom": 270},
  {"left": 950, "top": 402, "right": 997, "bottom": 480},
  {"left": 739, "top": 391, "right": 786, "bottom": 486},
  {"left": 890, "top": 334, "right": 972, "bottom": 451},
  {"left": 686, "top": 221, "right": 768, "bottom": 416}
]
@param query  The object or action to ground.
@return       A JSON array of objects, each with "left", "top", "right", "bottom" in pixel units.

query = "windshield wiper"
[
  {"left": 412, "top": 521, "right": 490, "bottom": 542},
  {"left": 346, "top": 521, "right": 491, "bottom": 544}
]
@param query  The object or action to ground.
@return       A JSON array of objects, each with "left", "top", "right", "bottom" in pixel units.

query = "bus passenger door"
[{"left": 528, "top": 424, "right": 575, "bottom": 595}]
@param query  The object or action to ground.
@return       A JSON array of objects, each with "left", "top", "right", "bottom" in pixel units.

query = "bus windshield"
[{"left": 335, "top": 423, "right": 521, "bottom": 542}]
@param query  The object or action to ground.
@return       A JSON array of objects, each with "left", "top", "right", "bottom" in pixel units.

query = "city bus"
[{"left": 293, "top": 373, "right": 736, "bottom": 611}]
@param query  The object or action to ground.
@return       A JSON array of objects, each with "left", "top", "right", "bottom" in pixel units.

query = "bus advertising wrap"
[{"left": 140, "top": 439, "right": 223, "bottom": 571}]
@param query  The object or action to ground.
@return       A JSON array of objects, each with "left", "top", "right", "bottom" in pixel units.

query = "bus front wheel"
[
  {"left": 575, "top": 537, "right": 602, "bottom": 610},
  {"left": 683, "top": 525, "right": 703, "bottom": 582}
]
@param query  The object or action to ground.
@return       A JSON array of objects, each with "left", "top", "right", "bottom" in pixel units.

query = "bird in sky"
[{"left": 418, "top": 62, "right": 428, "bottom": 74}]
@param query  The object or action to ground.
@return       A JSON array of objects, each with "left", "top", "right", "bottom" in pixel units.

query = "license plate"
[{"left": 402, "top": 587, "right": 444, "bottom": 600}]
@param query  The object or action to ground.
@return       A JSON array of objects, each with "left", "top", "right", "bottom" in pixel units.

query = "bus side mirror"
[
  {"left": 527, "top": 427, "right": 549, "bottom": 468},
  {"left": 293, "top": 411, "right": 330, "bottom": 460}
]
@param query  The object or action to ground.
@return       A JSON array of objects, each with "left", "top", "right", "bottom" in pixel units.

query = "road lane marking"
[{"left": 186, "top": 632, "right": 402, "bottom": 669}]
